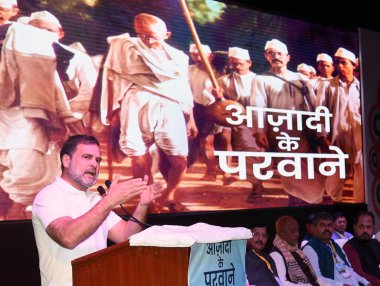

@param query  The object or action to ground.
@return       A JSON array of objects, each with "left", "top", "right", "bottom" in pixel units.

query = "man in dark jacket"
[
  {"left": 303, "top": 212, "right": 370, "bottom": 286},
  {"left": 343, "top": 211, "right": 380, "bottom": 286},
  {"left": 245, "top": 221, "right": 281, "bottom": 286},
  {"left": 245, "top": 221, "right": 282, "bottom": 286}
]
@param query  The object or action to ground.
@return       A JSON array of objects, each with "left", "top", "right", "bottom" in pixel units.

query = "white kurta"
[
  {"left": 188, "top": 64, "right": 215, "bottom": 106},
  {"left": 303, "top": 244, "right": 369, "bottom": 286},
  {"left": 251, "top": 70, "right": 325, "bottom": 203},
  {"left": 62, "top": 44, "right": 98, "bottom": 117},
  {"left": 218, "top": 71, "right": 256, "bottom": 107},
  {"left": 270, "top": 251, "right": 314, "bottom": 286},
  {"left": 217, "top": 72, "right": 261, "bottom": 184},
  {"left": 317, "top": 76, "right": 363, "bottom": 202}
]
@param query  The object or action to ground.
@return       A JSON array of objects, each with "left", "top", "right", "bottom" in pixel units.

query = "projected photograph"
[{"left": 0, "top": 0, "right": 361, "bottom": 220}]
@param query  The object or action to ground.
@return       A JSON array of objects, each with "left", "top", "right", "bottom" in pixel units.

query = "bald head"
[
  {"left": 134, "top": 13, "right": 167, "bottom": 35},
  {"left": 134, "top": 13, "right": 170, "bottom": 49},
  {"left": 276, "top": 216, "right": 300, "bottom": 246}
]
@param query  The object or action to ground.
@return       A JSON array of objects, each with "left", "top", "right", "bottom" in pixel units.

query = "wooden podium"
[{"left": 72, "top": 241, "right": 190, "bottom": 286}]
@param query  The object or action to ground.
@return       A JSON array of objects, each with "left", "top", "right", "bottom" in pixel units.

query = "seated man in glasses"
[
  {"left": 245, "top": 220, "right": 281, "bottom": 286},
  {"left": 101, "top": 13, "right": 197, "bottom": 213}
]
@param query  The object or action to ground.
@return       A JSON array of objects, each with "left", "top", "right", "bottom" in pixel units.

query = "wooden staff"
[
  {"left": 106, "top": 76, "right": 115, "bottom": 180},
  {"left": 179, "top": 0, "right": 219, "bottom": 90}
]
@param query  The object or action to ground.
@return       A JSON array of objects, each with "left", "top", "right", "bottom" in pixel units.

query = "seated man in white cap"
[
  {"left": 316, "top": 47, "right": 363, "bottom": 203},
  {"left": 218, "top": 47, "right": 265, "bottom": 200},
  {"left": 101, "top": 13, "right": 197, "bottom": 213},
  {"left": 27, "top": 10, "right": 98, "bottom": 128},
  {"left": 188, "top": 43, "right": 235, "bottom": 185},
  {"left": 0, "top": 0, "right": 18, "bottom": 52},
  {"left": 251, "top": 39, "right": 325, "bottom": 206}
]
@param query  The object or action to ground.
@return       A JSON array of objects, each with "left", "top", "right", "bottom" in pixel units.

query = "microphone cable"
[{"left": 97, "top": 180, "right": 151, "bottom": 229}]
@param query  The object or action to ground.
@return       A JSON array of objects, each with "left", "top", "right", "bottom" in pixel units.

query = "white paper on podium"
[{"left": 129, "top": 222, "right": 252, "bottom": 247}]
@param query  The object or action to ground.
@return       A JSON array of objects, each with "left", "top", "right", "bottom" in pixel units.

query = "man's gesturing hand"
[
  {"left": 105, "top": 175, "right": 148, "bottom": 207},
  {"left": 139, "top": 175, "right": 165, "bottom": 206}
]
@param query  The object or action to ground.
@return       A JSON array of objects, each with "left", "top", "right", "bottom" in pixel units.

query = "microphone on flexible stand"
[
  {"left": 97, "top": 181, "right": 151, "bottom": 229},
  {"left": 105, "top": 179, "right": 111, "bottom": 189},
  {"left": 97, "top": 185, "right": 107, "bottom": 196}
]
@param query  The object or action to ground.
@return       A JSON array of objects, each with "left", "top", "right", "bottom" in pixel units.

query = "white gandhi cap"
[
  {"left": 334, "top": 47, "right": 356, "bottom": 64},
  {"left": 189, "top": 43, "right": 211, "bottom": 54},
  {"left": 0, "top": 0, "right": 17, "bottom": 8},
  {"left": 264, "top": 39, "right": 288, "bottom": 54},
  {"left": 297, "top": 63, "right": 311, "bottom": 72},
  {"left": 29, "top": 10, "right": 62, "bottom": 29},
  {"left": 228, "top": 47, "right": 250, "bottom": 60},
  {"left": 316, "top": 53, "right": 333, "bottom": 64},
  {"left": 17, "top": 16, "right": 30, "bottom": 24}
]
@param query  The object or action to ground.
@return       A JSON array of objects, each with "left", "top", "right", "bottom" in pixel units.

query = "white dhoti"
[{"left": 119, "top": 88, "right": 188, "bottom": 157}]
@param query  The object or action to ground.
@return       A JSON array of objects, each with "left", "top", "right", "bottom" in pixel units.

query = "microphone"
[
  {"left": 97, "top": 185, "right": 107, "bottom": 196},
  {"left": 97, "top": 180, "right": 151, "bottom": 229}
]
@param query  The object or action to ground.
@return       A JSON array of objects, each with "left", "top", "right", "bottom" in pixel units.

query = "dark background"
[{"left": 228, "top": 0, "right": 379, "bottom": 33}]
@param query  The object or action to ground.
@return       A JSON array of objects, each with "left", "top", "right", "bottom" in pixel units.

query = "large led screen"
[{"left": 0, "top": 0, "right": 361, "bottom": 220}]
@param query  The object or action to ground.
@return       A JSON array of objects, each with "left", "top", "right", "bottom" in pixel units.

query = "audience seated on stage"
[
  {"left": 301, "top": 213, "right": 316, "bottom": 248},
  {"left": 270, "top": 216, "right": 320, "bottom": 286},
  {"left": 376, "top": 230, "right": 380, "bottom": 243},
  {"left": 245, "top": 220, "right": 281, "bottom": 286},
  {"left": 343, "top": 211, "right": 380, "bottom": 286},
  {"left": 332, "top": 212, "right": 353, "bottom": 240},
  {"left": 303, "top": 212, "right": 370, "bottom": 286},
  {"left": 332, "top": 212, "right": 353, "bottom": 248}
]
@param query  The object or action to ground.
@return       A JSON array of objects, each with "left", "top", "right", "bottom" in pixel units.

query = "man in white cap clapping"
[
  {"left": 188, "top": 44, "right": 235, "bottom": 185},
  {"left": 251, "top": 39, "right": 325, "bottom": 206},
  {"left": 218, "top": 47, "right": 265, "bottom": 197},
  {"left": 317, "top": 47, "right": 363, "bottom": 203}
]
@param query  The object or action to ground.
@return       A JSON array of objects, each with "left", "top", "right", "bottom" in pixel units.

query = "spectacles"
[
  {"left": 251, "top": 231, "right": 268, "bottom": 239},
  {"left": 137, "top": 31, "right": 171, "bottom": 42},
  {"left": 138, "top": 33, "right": 162, "bottom": 42}
]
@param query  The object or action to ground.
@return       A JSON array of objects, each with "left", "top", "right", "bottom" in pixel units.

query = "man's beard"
[
  {"left": 359, "top": 233, "right": 371, "bottom": 241},
  {"left": 68, "top": 165, "right": 98, "bottom": 189}
]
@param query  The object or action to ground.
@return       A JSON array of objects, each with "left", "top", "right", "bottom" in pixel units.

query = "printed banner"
[{"left": 188, "top": 240, "right": 247, "bottom": 286}]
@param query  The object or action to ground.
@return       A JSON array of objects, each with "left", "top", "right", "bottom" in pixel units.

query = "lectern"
[{"left": 72, "top": 240, "right": 190, "bottom": 286}]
